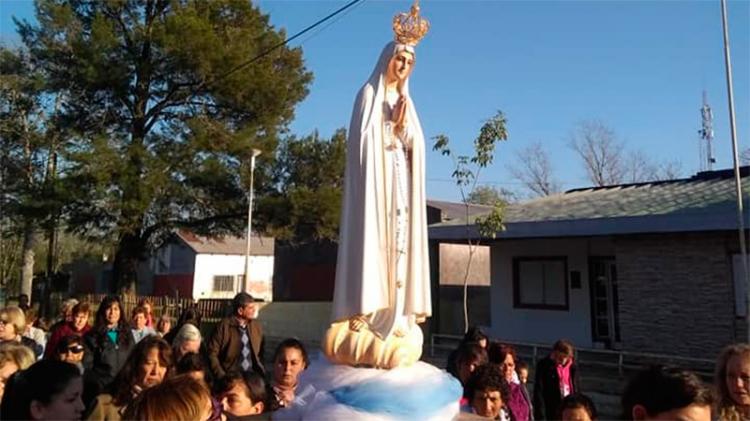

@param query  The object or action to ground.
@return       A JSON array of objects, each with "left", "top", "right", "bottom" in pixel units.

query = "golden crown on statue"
[{"left": 392, "top": 0, "right": 430, "bottom": 46}]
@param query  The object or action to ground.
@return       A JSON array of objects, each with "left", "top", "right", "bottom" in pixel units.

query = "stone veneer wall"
[{"left": 616, "top": 232, "right": 744, "bottom": 359}]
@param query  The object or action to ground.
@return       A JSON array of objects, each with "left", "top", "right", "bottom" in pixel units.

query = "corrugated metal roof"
[
  {"left": 176, "top": 230, "right": 274, "bottom": 256},
  {"left": 430, "top": 167, "right": 750, "bottom": 240}
]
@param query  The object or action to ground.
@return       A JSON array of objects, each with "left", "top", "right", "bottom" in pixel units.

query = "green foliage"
[
  {"left": 466, "top": 185, "right": 517, "bottom": 206},
  {"left": 259, "top": 129, "right": 346, "bottom": 243},
  {"left": 432, "top": 111, "right": 509, "bottom": 238},
  {"left": 433, "top": 111, "right": 509, "bottom": 333},
  {"left": 14, "top": 0, "right": 313, "bottom": 291},
  {"left": 476, "top": 203, "right": 506, "bottom": 239}
]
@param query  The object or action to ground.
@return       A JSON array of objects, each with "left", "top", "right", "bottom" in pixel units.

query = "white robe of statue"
[{"left": 331, "top": 41, "right": 431, "bottom": 341}]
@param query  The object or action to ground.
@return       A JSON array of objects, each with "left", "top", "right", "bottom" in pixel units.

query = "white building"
[{"left": 148, "top": 230, "right": 275, "bottom": 301}]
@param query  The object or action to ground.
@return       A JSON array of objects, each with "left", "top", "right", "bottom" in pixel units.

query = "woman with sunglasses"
[{"left": 55, "top": 335, "right": 86, "bottom": 373}]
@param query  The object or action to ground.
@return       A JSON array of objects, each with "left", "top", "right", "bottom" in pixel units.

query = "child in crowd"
[
  {"left": 559, "top": 393, "right": 598, "bottom": 421},
  {"left": 516, "top": 360, "right": 529, "bottom": 385}
]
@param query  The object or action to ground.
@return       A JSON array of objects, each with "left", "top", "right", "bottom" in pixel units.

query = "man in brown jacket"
[{"left": 208, "top": 292, "right": 265, "bottom": 381}]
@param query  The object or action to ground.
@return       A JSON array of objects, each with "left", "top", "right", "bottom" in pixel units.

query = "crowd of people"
[
  {"left": 445, "top": 327, "right": 746, "bottom": 421},
  {"left": 0, "top": 293, "right": 298, "bottom": 420},
  {"left": 0, "top": 293, "right": 748, "bottom": 420}
]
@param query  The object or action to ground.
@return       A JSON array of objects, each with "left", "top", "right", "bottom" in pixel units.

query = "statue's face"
[{"left": 387, "top": 50, "right": 415, "bottom": 83}]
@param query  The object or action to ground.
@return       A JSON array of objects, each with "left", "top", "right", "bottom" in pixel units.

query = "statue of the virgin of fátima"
[{"left": 323, "top": 0, "right": 432, "bottom": 369}]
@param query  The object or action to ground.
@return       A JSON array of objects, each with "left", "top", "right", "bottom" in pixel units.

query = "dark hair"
[
  {"left": 220, "top": 372, "right": 269, "bottom": 407},
  {"left": 559, "top": 393, "right": 598, "bottom": 420},
  {"left": 93, "top": 296, "right": 131, "bottom": 347},
  {"left": 55, "top": 334, "right": 84, "bottom": 356},
  {"left": 621, "top": 365, "right": 713, "bottom": 419},
  {"left": 177, "top": 305, "right": 202, "bottom": 327},
  {"left": 109, "top": 335, "right": 173, "bottom": 406},
  {"left": 553, "top": 339, "right": 575, "bottom": 356},
  {"left": 463, "top": 363, "right": 509, "bottom": 403},
  {"left": 273, "top": 338, "right": 310, "bottom": 369},
  {"left": 488, "top": 342, "right": 517, "bottom": 365},
  {"left": 456, "top": 343, "right": 489, "bottom": 369},
  {"left": 463, "top": 326, "right": 488, "bottom": 345},
  {"left": 176, "top": 352, "right": 205, "bottom": 376},
  {"left": 0, "top": 360, "right": 81, "bottom": 420},
  {"left": 233, "top": 292, "right": 255, "bottom": 313}
]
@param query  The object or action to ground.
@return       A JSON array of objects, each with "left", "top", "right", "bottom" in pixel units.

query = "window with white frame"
[
  {"left": 213, "top": 275, "right": 235, "bottom": 292},
  {"left": 513, "top": 257, "right": 568, "bottom": 310}
]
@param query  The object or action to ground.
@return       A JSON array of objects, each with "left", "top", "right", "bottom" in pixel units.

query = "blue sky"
[{"left": 2, "top": 0, "right": 749, "bottom": 201}]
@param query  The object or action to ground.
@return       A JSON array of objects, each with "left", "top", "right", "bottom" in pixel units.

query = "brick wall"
[{"left": 616, "top": 232, "right": 742, "bottom": 358}]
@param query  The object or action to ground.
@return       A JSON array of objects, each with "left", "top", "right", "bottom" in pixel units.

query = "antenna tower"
[{"left": 698, "top": 90, "right": 716, "bottom": 171}]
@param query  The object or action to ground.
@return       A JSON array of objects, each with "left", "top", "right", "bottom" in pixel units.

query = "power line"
[
  {"left": 426, "top": 178, "right": 584, "bottom": 187},
  {"left": 295, "top": 0, "right": 366, "bottom": 46},
  {"left": 216, "top": 0, "right": 365, "bottom": 84}
]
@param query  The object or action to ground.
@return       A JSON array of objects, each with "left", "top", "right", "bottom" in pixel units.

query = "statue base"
[
  {"left": 272, "top": 354, "right": 462, "bottom": 421},
  {"left": 321, "top": 320, "right": 423, "bottom": 369}
]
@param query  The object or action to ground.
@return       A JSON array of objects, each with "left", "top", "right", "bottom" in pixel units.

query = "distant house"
[
  {"left": 148, "top": 230, "right": 275, "bottom": 301},
  {"left": 426, "top": 200, "right": 493, "bottom": 334},
  {"left": 430, "top": 167, "right": 750, "bottom": 358}
]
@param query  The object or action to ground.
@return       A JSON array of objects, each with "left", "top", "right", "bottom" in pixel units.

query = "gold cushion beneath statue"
[{"left": 321, "top": 321, "right": 423, "bottom": 369}]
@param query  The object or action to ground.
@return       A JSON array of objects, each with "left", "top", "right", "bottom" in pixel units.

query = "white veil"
[{"left": 332, "top": 41, "right": 431, "bottom": 339}]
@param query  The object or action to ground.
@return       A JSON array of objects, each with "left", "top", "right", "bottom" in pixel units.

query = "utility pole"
[
  {"left": 720, "top": 0, "right": 750, "bottom": 340},
  {"left": 243, "top": 149, "right": 262, "bottom": 293}
]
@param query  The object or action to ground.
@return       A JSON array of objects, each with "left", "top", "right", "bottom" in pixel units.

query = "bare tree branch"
[
  {"left": 569, "top": 120, "right": 625, "bottom": 186},
  {"left": 508, "top": 141, "right": 561, "bottom": 197}
]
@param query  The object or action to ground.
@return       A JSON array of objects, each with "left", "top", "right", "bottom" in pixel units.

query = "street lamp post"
[{"left": 243, "top": 149, "right": 262, "bottom": 293}]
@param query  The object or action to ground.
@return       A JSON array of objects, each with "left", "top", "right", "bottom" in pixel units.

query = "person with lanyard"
[
  {"left": 207, "top": 292, "right": 264, "bottom": 382},
  {"left": 533, "top": 339, "right": 580, "bottom": 420}
]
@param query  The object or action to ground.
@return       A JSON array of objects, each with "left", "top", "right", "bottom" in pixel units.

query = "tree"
[
  {"left": 570, "top": 119, "right": 683, "bottom": 187},
  {"left": 15, "top": 0, "right": 312, "bottom": 292},
  {"left": 433, "top": 111, "right": 509, "bottom": 332},
  {"left": 508, "top": 141, "right": 561, "bottom": 197},
  {"left": 0, "top": 47, "right": 67, "bottom": 297},
  {"left": 569, "top": 120, "right": 625, "bottom": 187},
  {"left": 259, "top": 129, "right": 346, "bottom": 243},
  {"left": 466, "top": 185, "right": 517, "bottom": 205}
]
